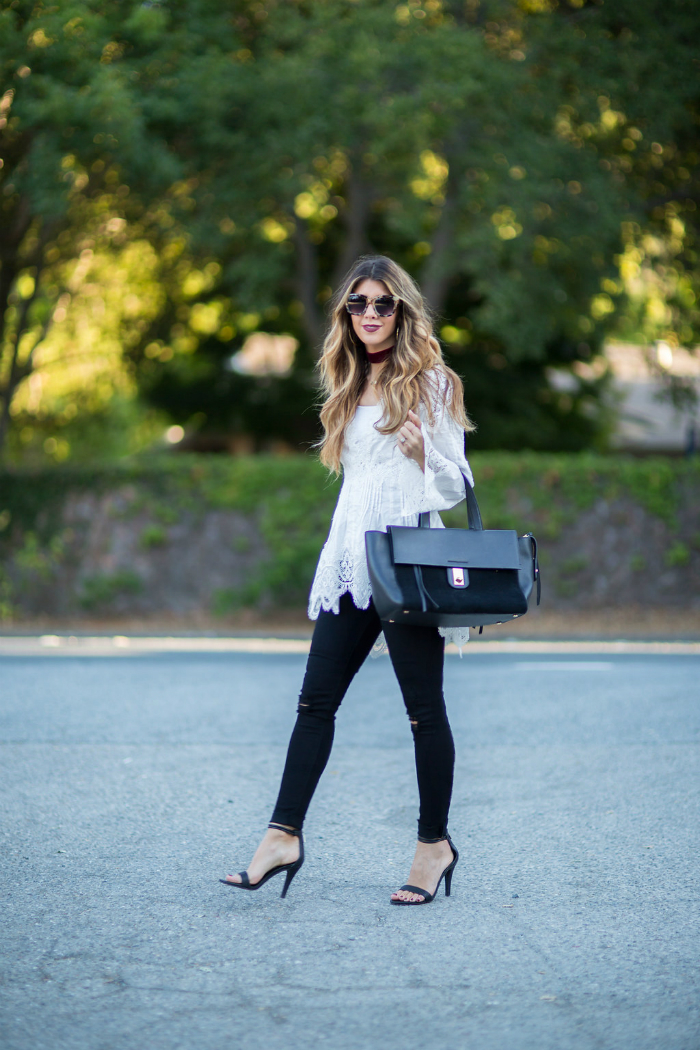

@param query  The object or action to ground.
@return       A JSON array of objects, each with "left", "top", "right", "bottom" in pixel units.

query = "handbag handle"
[{"left": 418, "top": 472, "right": 483, "bottom": 531}]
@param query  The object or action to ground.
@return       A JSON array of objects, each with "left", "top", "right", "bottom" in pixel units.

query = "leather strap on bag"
[
  {"left": 413, "top": 563, "right": 440, "bottom": 613},
  {"left": 529, "top": 532, "right": 541, "bottom": 604},
  {"left": 418, "top": 472, "right": 483, "bottom": 531}
]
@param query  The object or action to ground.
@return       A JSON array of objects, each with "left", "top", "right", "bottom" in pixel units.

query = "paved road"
[{"left": 0, "top": 648, "right": 698, "bottom": 1050}]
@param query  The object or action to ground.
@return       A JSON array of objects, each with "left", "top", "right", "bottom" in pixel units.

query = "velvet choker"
[{"left": 366, "top": 345, "right": 394, "bottom": 363}]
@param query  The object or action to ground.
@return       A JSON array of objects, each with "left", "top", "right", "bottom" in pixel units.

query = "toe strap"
[
  {"left": 397, "top": 884, "right": 428, "bottom": 898},
  {"left": 237, "top": 870, "right": 250, "bottom": 888}
]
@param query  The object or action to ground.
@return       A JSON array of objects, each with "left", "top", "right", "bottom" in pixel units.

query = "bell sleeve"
[
  {"left": 420, "top": 375, "right": 473, "bottom": 510},
  {"left": 391, "top": 370, "right": 473, "bottom": 520}
]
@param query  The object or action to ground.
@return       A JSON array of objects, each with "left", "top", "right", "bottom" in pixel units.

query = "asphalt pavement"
[{"left": 0, "top": 643, "right": 698, "bottom": 1050}]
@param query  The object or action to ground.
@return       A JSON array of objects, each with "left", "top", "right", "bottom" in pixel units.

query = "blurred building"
[
  {"left": 549, "top": 342, "right": 700, "bottom": 454},
  {"left": 228, "top": 333, "right": 298, "bottom": 376},
  {"left": 605, "top": 342, "right": 699, "bottom": 454}
]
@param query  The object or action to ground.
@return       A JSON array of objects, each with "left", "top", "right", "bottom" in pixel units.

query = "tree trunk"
[
  {"left": 0, "top": 195, "right": 33, "bottom": 351},
  {"left": 0, "top": 261, "right": 18, "bottom": 355},
  {"left": 332, "top": 171, "right": 373, "bottom": 288},
  {"left": 420, "top": 127, "right": 479, "bottom": 318},
  {"left": 294, "top": 215, "right": 323, "bottom": 350},
  {"left": 0, "top": 315, "right": 29, "bottom": 459},
  {"left": 421, "top": 191, "right": 458, "bottom": 318},
  {"left": 0, "top": 223, "right": 50, "bottom": 458}
]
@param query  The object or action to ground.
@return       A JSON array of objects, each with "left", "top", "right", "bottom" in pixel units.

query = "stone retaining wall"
[{"left": 1, "top": 454, "right": 698, "bottom": 621}]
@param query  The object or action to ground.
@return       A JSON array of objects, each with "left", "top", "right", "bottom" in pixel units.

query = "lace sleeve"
[{"left": 417, "top": 370, "right": 473, "bottom": 512}]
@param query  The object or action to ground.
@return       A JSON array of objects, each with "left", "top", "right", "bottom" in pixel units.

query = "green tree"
[
  {"left": 115, "top": 0, "right": 627, "bottom": 450},
  {"left": 519, "top": 0, "right": 700, "bottom": 420},
  {"left": 3, "top": 0, "right": 698, "bottom": 460},
  {"left": 130, "top": 0, "right": 699, "bottom": 451},
  {"left": 0, "top": 0, "right": 180, "bottom": 458}
]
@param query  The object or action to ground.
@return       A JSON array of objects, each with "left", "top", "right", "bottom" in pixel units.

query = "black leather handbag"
[{"left": 364, "top": 474, "right": 540, "bottom": 629}]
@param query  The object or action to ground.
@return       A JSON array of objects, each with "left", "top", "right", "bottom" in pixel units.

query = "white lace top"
[{"left": 308, "top": 370, "right": 474, "bottom": 650}]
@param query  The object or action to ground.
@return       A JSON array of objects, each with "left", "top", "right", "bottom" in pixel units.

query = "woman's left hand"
[{"left": 398, "top": 410, "right": 425, "bottom": 472}]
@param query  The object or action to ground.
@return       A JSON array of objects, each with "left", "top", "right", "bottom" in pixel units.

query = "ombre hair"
[{"left": 317, "top": 255, "right": 474, "bottom": 472}]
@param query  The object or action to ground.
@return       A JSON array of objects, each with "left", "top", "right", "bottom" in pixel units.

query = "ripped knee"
[
  {"left": 407, "top": 712, "right": 447, "bottom": 733},
  {"left": 296, "top": 697, "right": 335, "bottom": 721}
]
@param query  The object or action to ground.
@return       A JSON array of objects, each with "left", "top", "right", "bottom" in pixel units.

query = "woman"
[{"left": 221, "top": 255, "right": 475, "bottom": 904}]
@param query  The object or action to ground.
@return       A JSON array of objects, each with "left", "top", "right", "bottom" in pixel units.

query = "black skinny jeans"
[{"left": 270, "top": 592, "right": 455, "bottom": 840}]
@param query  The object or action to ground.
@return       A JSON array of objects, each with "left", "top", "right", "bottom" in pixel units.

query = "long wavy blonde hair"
[{"left": 317, "top": 255, "right": 475, "bottom": 472}]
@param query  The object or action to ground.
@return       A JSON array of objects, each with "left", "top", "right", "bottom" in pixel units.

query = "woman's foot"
[
  {"left": 390, "top": 838, "right": 455, "bottom": 903},
  {"left": 222, "top": 825, "right": 300, "bottom": 887}
]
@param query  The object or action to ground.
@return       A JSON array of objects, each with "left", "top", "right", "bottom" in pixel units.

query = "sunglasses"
[{"left": 345, "top": 293, "right": 399, "bottom": 317}]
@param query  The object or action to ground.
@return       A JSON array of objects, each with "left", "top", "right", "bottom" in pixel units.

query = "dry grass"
[{"left": 3, "top": 605, "right": 700, "bottom": 640}]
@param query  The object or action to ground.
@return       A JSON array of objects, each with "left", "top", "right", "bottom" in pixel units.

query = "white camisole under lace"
[{"left": 308, "top": 369, "right": 474, "bottom": 651}]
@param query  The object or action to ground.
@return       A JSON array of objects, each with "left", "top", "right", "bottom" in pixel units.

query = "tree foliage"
[
  {"left": 0, "top": 0, "right": 185, "bottom": 458},
  {"left": 1, "top": 0, "right": 698, "bottom": 461}
]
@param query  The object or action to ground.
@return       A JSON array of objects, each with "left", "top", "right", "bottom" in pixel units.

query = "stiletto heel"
[
  {"left": 281, "top": 866, "right": 299, "bottom": 899},
  {"left": 220, "top": 823, "right": 304, "bottom": 898},
  {"left": 391, "top": 833, "right": 459, "bottom": 906}
]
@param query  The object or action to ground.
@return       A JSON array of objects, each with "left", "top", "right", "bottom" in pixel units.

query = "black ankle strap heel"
[
  {"left": 268, "top": 823, "right": 301, "bottom": 836},
  {"left": 391, "top": 832, "right": 459, "bottom": 906},
  {"left": 220, "top": 824, "right": 305, "bottom": 898}
]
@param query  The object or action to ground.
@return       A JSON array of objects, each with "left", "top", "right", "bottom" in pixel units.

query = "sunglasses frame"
[{"left": 345, "top": 293, "right": 400, "bottom": 317}]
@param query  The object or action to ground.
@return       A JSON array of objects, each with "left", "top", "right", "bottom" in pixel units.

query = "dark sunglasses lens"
[
  {"left": 346, "top": 295, "right": 366, "bottom": 315},
  {"left": 374, "top": 297, "right": 396, "bottom": 316}
]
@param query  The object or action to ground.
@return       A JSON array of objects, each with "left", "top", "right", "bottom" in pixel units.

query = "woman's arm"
[{"left": 396, "top": 372, "right": 473, "bottom": 513}]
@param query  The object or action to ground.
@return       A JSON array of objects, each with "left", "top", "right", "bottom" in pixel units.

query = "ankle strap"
[
  {"left": 418, "top": 833, "right": 448, "bottom": 844},
  {"left": 268, "top": 822, "right": 301, "bottom": 837}
]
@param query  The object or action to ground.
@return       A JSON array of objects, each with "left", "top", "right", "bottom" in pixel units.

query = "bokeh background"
[{"left": 0, "top": 0, "right": 698, "bottom": 632}]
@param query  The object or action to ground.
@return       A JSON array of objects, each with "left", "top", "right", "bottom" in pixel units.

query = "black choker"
[{"left": 366, "top": 345, "right": 394, "bottom": 363}]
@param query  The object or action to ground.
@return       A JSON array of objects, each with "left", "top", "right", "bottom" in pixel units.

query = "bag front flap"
[{"left": 389, "top": 526, "right": 520, "bottom": 570}]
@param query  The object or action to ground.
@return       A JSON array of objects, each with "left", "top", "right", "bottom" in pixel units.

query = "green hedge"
[{"left": 1, "top": 452, "right": 698, "bottom": 615}]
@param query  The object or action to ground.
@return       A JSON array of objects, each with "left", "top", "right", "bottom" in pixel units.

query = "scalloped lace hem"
[
  {"left": 369, "top": 626, "right": 469, "bottom": 657},
  {"left": 308, "top": 583, "right": 372, "bottom": 621},
  {"left": 309, "top": 584, "right": 470, "bottom": 657},
  {"left": 439, "top": 625, "right": 470, "bottom": 656}
]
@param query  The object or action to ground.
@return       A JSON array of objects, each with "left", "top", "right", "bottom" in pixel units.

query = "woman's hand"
[{"left": 397, "top": 410, "right": 425, "bottom": 472}]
